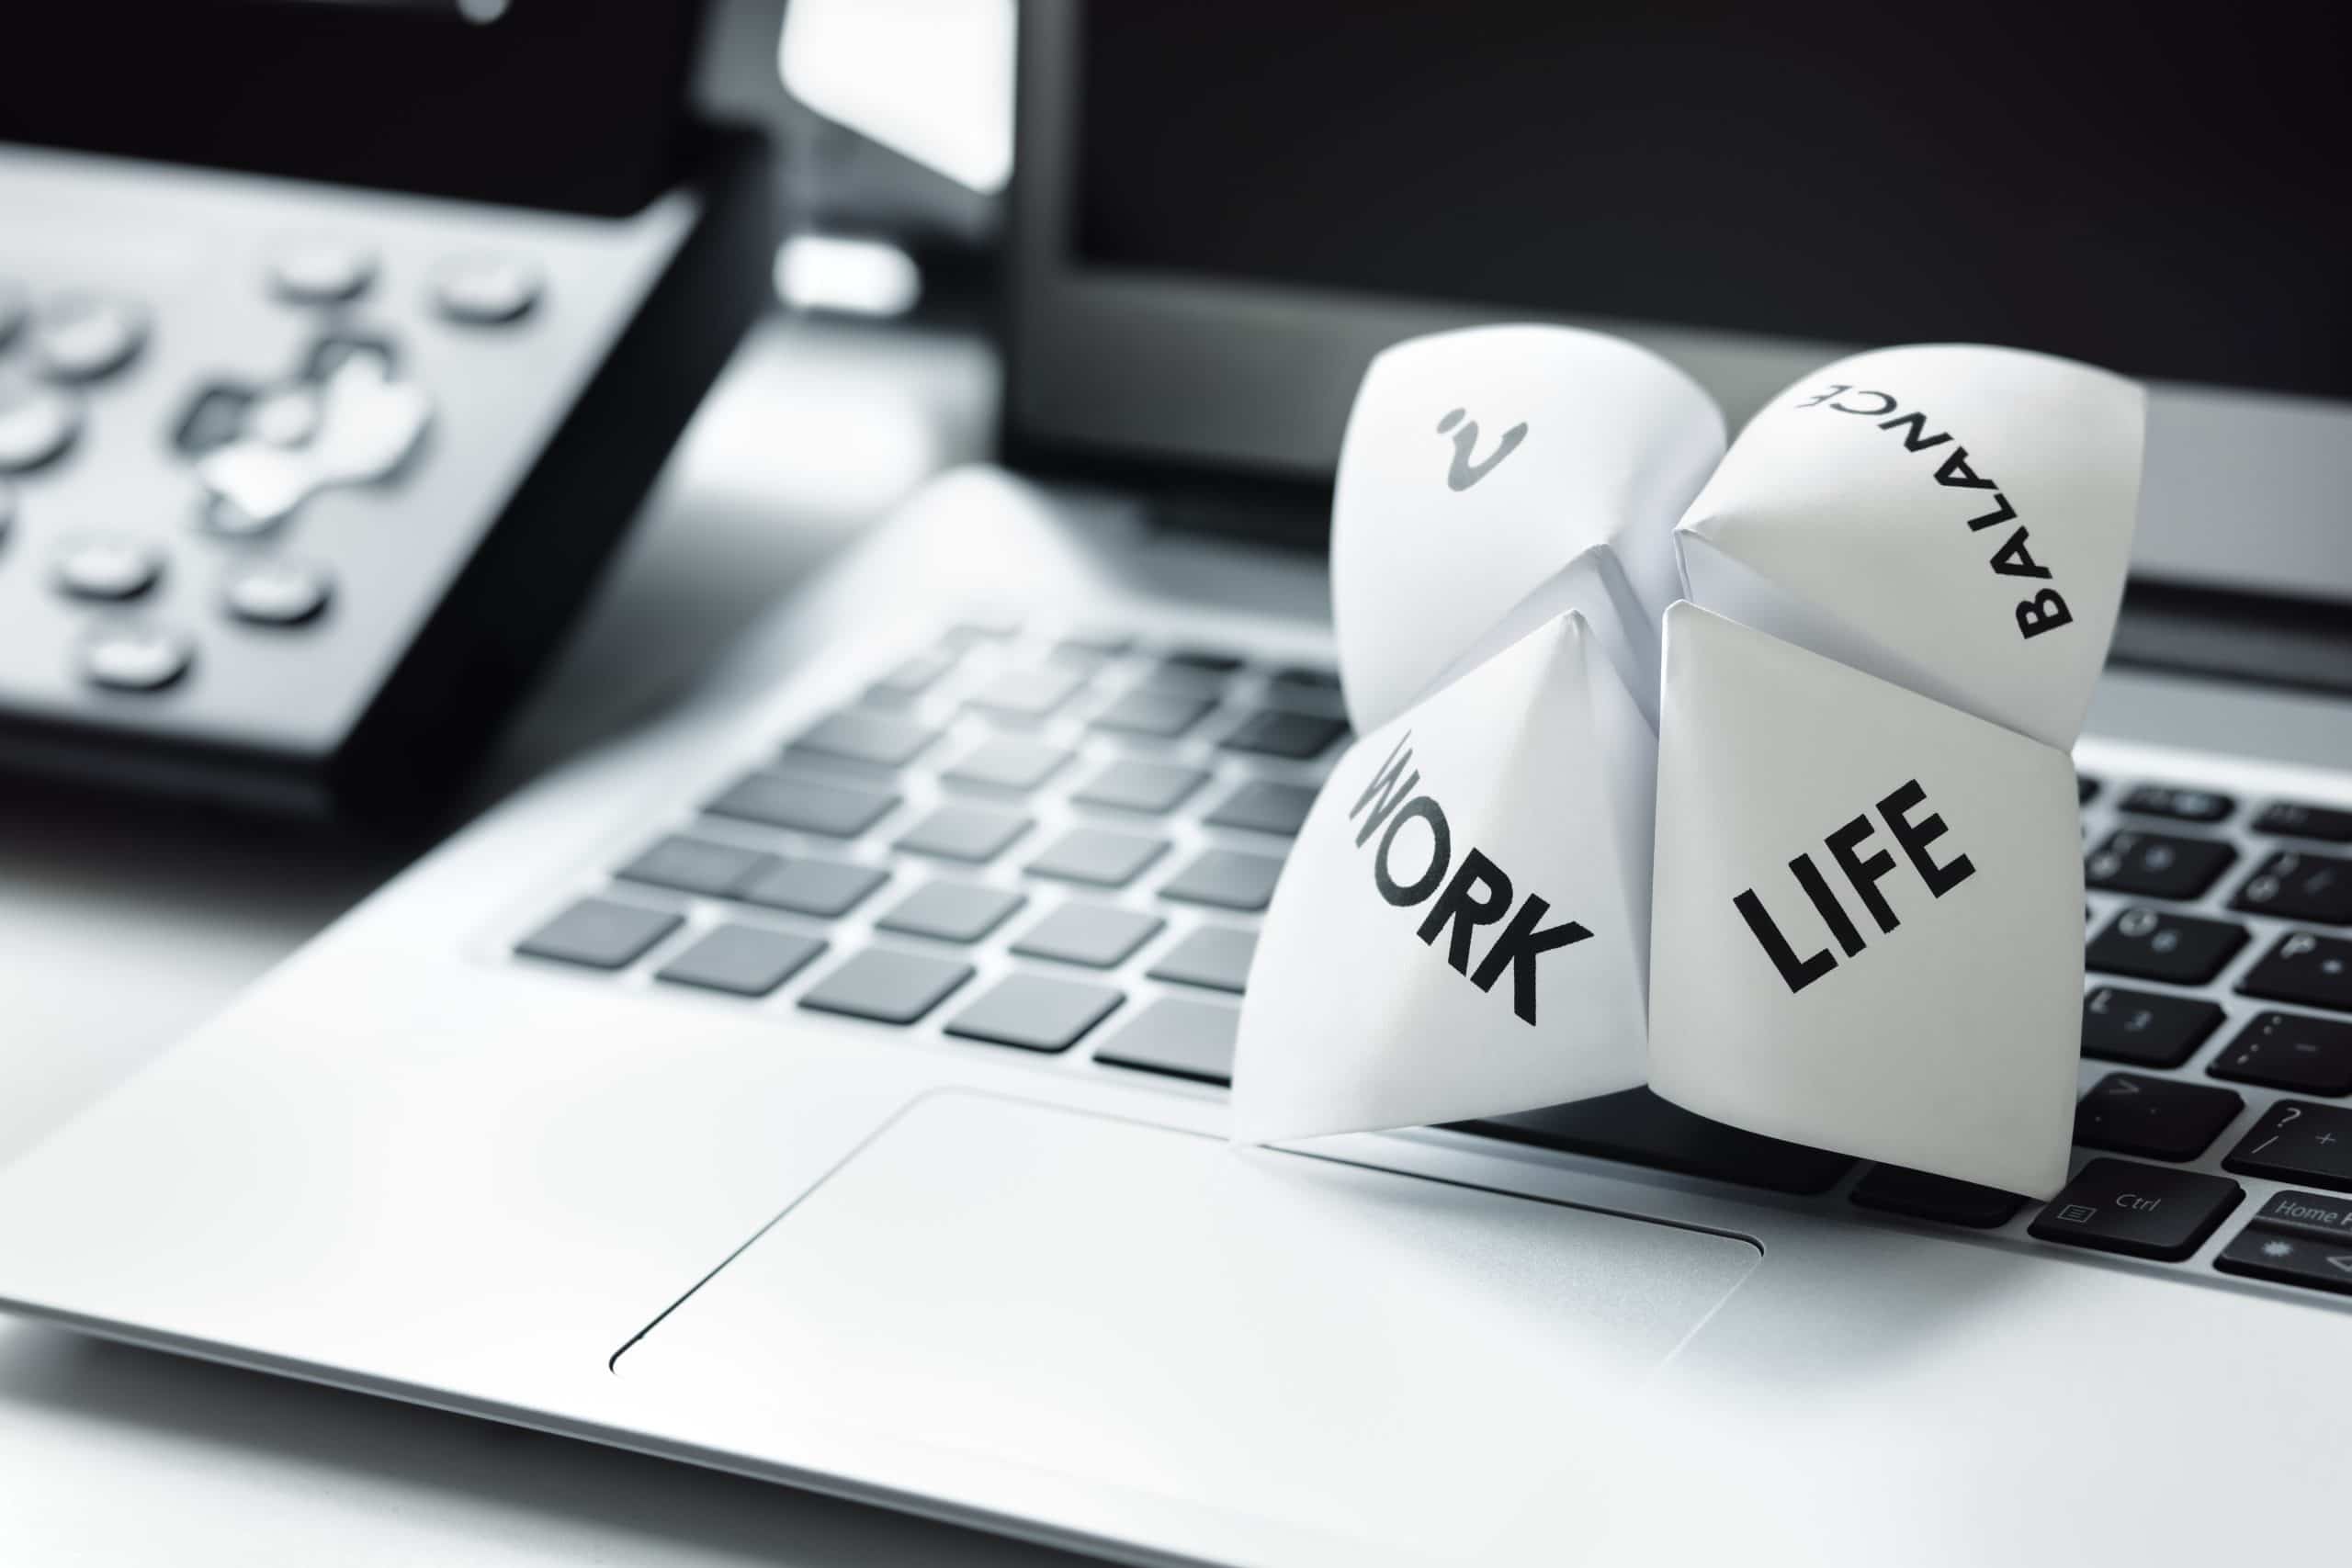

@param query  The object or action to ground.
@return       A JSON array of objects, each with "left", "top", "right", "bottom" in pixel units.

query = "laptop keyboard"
[{"left": 514, "top": 618, "right": 2352, "bottom": 1306}]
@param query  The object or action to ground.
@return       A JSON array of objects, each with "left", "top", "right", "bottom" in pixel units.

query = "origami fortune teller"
[{"left": 1232, "top": 328, "right": 2145, "bottom": 1200}]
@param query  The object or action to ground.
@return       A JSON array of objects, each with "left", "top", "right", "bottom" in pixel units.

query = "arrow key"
[{"left": 2214, "top": 1224, "right": 2352, "bottom": 1296}]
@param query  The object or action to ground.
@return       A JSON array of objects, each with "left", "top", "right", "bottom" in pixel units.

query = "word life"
[
  {"left": 1346, "top": 733, "right": 1589, "bottom": 1024},
  {"left": 1735, "top": 779, "right": 1974, "bottom": 995},
  {"left": 1795, "top": 383, "right": 2072, "bottom": 641}
]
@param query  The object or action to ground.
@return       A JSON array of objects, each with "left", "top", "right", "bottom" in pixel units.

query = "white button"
[
  {"left": 54, "top": 536, "right": 163, "bottom": 601},
  {"left": 248, "top": 387, "right": 322, "bottom": 449},
  {"left": 82, "top": 624, "right": 193, "bottom": 692},
  {"left": 33, "top": 295, "right": 148, "bottom": 382},
  {"left": 430, "top": 253, "right": 542, "bottom": 324},
  {"left": 224, "top": 558, "right": 332, "bottom": 626},
  {"left": 0, "top": 371, "right": 81, "bottom": 471},
  {"left": 269, "top": 240, "right": 377, "bottom": 304}
]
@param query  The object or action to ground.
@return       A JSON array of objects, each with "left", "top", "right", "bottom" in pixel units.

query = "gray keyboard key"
[
  {"left": 1028, "top": 826, "right": 1170, "bottom": 886},
  {"left": 1159, "top": 847, "right": 1285, "bottom": 910},
  {"left": 799, "top": 947, "right": 974, "bottom": 1025},
  {"left": 707, "top": 770, "right": 898, "bottom": 838},
  {"left": 1147, "top": 924, "right": 1258, "bottom": 993},
  {"left": 944, "top": 737, "right": 1072, "bottom": 793},
  {"left": 1091, "top": 685, "right": 1214, "bottom": 739},
  {"left": 790, "top": 707, "right": 940, "bottom": 768},
  {"left": 516, "top": 897, "right": 681, "bottom": 970},
  {"left": 656, "top": 924, "right": 826, "bottom": 997},
  {"left": 1095, "top": 997, "right": 1240, "bottom": 1085},
  {"left": 868, "top": 646, "right": 957, "bottom": 705},
  {"left": 878, "top": 881, "right": 1026, "bottom": 943},
  {"left": 896, "top": 802, "right": 1034, "bottom": 862},
  {"left": 1012, "top": 902, "right": 1165, "bottom": 967},
  {"left": 1265, "top": 668, "right": 1345, "bottom": 717},
  {"left": 1204, "top": 779, "right": 1317, "bottom": 837},
  {"left": 1072, "top": 758, "right": 1209, "bottom": 815},
  {"left": 946, "top": 973, "right": 1125, "bottom": 1053},
  {"left": 741, "top": 857, "right": 889, "bottom": 917},
  {"left": 616, "top": 835, "right": 777, "bottom": 898},
  {"left": 1220, "top": 707, "right": 1346, "bottom": 760},
  {"left": 968, "top": 666, "right": 1086, "bottom": 719}
]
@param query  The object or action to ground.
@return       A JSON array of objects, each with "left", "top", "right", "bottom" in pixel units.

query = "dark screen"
[{"left": 1077, "top": 3, "right": 2352, "bottom": 400}]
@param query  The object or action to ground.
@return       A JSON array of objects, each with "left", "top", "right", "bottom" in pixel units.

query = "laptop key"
[
  {"left": 2118, "top": 784, "right": 2234, "bottom": 824},
  {"left": 967, "top": 666, "right": 1087, "bottom": 720},
  {"left": 516, "top": 897, "right": 682, "bottom": 970},
  {"left": 1094, "top": 996, "right": 1240, "bottom": 1084},
  {"left": 1462, "top": 1089, "right": 1856, "bottom": 1196},
  {"left": 943, "top": 737, "right": 1072, "bottom": 794},
  {"left": 1012, "top": 902, "right": 1165, "bottom": 967},
  {"left": 2081, "top": 986, "right": 2224, "bottom": 1069},
  {"left": 1849, "top": 1165, "right": 2027, "bottom": 1229},
  {"left": 656, "top": 924, "right": 826, "bottom": 997},
  {"left": 2222, "top": 1100, "right": 2352, "bottom": 1192},
  {"left": 2077, "top": 774, "right": 2099, "bottom": 805},
  {"left": 798, "top": 947, "right": 974, "bottom": 1025},
  {"left": 877, "top": 881, "right": 1026, "bottom": 943},
  {"left": 867, "top": 646, "right": 958, "bottom": 705},
  {"left": 707, "top": 770, "right": 898, "bottom": 838},
  {"left": 2252, "top": 801, "right": 2352, "bottom": 844},
  {"left": 2240, "top": 1188, "right": 2352, "bottom": 1245},
  {"left": 2073, "top": 1073, "right": 2244, "bottom": 1161},
  {"left": 1071, "top": 757, "right": 1210, "bottom": 815},
  {"left": 741, "top": 857, "right": 888, "bottom": 918},
  {"left": 2208, "top": 1011, "right": 2352, "bottom": 1096},
  {"left": 2239, "top": 931, "right": 2352, "bottom": 1013},
  {"left": 2230, "top": 851, "right": 2352, "bottom": 925},
  {"left": 1204, "top": 778, "right": 1317, "bottom": 837},
  {"left": 895, "top": 803, "right": 1034, "bottom": 863},
  {"left": 790, "top": 707, "right": 939, "bottom": 768},
  {"left": 1147, "top": 924, "right": 1258, "bottom": 993},
  {"left": 1265, "top": 668, "right": 1345, "bottom": 718},
  {"left": 1159, "top": 847, "right": 1285, "bottom": 911},
  {"left": 615, "top": 834, "right": 777, "bottom": 898},
  {"left": 2213, "top": 1224, "right": 2352, "bottom": 1295},
  {"left": 2028, "top": 1158, "right": 2242, "bottom": 1260},
  {"left": 2086, "top": 907, "right": 2248, "bottom": 986},
  {"left": 1091, "top": 685, "right": 1215, "bottom": 739},
  {"left": 1028, "top": 825, "right": 1170, "bottom": 886},
  {"left": 1220, "top": 707, "right": 1346, "bottom": 760},
  {"left": 2084, "top": 829, "right": 2234, "bottom": 901},
  {"left": 945, "top": 973, "right": 1124, "bottom": 1053}
]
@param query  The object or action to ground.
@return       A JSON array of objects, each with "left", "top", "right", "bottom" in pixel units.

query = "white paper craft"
[{"left": 1233, "top": 331, "right": 2144, "bottom": 1199}]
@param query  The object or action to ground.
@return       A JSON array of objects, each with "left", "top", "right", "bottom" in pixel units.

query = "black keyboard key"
[
  {"left": 2086, "top": 907, "right": 2248, "bottom": 986},
  {"left": 945, "top": 973, "right": 1124, "bottom": 1053},
  {"left": 2073, "top": 1073, "right": 2244, "bottom": 1161},
  {"left": 2239, "top": 931, "right": 2352, "bottom": 1013},
  {"left": 876, "top": 881, "right": 1026, "bottom": 943},
  {"left": 1204, "top": 779, "right": 1317, "bottom": 838},
  {"left": 2209, "top": 1011, "right": 2352, "bottom": 1096},
  {"left": 1159, "top": 649, "right": 1245, "bottom": 679},
  {"left": 655, "top": 924, "right": 825, "bottom": 997},
  {"left": 615, "top": 834, "right": 776, "bottom": 898},
  {"left": 967, "top": 666, "right": 1086, "bottom": 720},
  {"left": 1012, "top": 902, "right": 1164, "bottom": 968},
  {"left": 1094, "top": 996, "right": 1240, "bottom": 1085},
  {"left": 2231, "top": 850, "right": 2352, "bottom": 925},
  {"left": 2029, "top": 1158, "right": 2242, "bottom": 1260},
  {"left": 707, "top": 770, "right": 898, "bottom": 838},
  {"left": 2253, "top": 801, "right": 2352, "bottom": 844},
  {"left": 516, "top": 897, "right": 682, "bottom": 970},
  {"left": 1091, "top": 685, "right": 1216, "bottom": 739},
  {"left": 2223, "top": 1100, "right": 2352, "bottom": 1192},
  {"left": 2118, "top": 784, "right": 2234, "bottom": 824},
  {"left": 867, "top": 646, "right": 957, "bottom": 705},
  {"left": 2077, "top": 774, "right": 2099, "bottom": 805},
  {"left": 1027, "top": 826, "right": 1170, "bottom": 886},
  {"left": 741, "top": 856, "right": 888, "bottom": 918},
  {"left": 1159, "top": 847, "right": 1285, "bottom": 911},
  {"left": 2213, "top": 1224, "right": 2352, "bottom": 1295},
  {"left": 1463, "top": 1089, "right": 1856, "bottom": 1196},
  {"left": 1265, "top": 667, "right": 1345, "bottom": 718},
  {"left": 790, "top": 708, "right": 939, "bottom": 768},
  {"left": 894, "top": 803, "right": 1034, "bottom": 863},
  {"left": 2242, "top": 1188, "right": 2352, "bottom": 1245},
  {"left": 943, "top": 737, "right": 1072, "bottom": 794},
  {"left": 1849, "top": 1165, "right": 2027, "bottom": 1228},
  {"left": 2083, "top": 829, "right": 2235, "bottom": 900},
  {"left": 1220, "top": 707, "right": 1346, "bottom": 760},
  {"left": 2081, "top": 986, "right": 2223, "bottom": 1068},
  {"left": 1072, "top": 758, "right": 1210, "bottom": 816},
  {"left": 798, "top": 947, "right": 974, "bottom": 1025},
  {"left": 1147, "top": 924, "right": 1258, "bottom": 993}
]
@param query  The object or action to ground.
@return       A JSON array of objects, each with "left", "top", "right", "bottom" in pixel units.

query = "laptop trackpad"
[{"left": 615, "top": 1092, "right": 1758, "bottom": 1557}]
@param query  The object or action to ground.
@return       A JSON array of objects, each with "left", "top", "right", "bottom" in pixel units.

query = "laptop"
[{"left": 4, "top": 4, "right": 2351, "bottom": 1562}]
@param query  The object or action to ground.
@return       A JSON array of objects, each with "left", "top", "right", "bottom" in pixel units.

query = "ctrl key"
[{"left": 2028, "top": 1158, "right": 2243, "bottom": 1262}]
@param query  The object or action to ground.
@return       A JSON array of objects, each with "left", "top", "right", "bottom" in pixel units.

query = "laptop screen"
[{"left": 1073, "top": 3, "right": 2351, "bottom": 403}]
